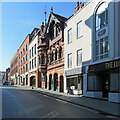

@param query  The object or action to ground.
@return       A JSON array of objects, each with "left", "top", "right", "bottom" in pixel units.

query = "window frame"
[
  {"left": 77, "top": 21, "right": 82, "bottom": 39},
  {"left": 68, "top": 28, "right": 72, "bottom": 44},
  {"left": 68, "top": 53, "right": 72, "bottom": 68}
]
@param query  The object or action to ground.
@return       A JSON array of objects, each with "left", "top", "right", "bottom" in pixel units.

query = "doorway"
[{"left": 102, "top": 72, "right": 110, "bottom": 98}]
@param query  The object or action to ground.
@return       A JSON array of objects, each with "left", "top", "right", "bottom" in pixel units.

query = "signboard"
[{"left": 88, "top": 59, "right": 120, "bottom": 73}]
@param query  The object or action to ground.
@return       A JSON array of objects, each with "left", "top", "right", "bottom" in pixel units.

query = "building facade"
[
  {"left": 38, "top": 9, "right": 67, "bottom": 92},
  {"left": 29, "top": 28, "right": 39, "bottom": 88},
  {"left": 64, "top": 0, "right": 120, "bottom": 103},
  {"left": 10, "top": 51, "right": 18, "bottom": 85},
  {"left": 18, "top": 35, "right": 30, "bottom": 86},
  {"left": 0, "top": 71, "right": 5, "bottom": 84}
]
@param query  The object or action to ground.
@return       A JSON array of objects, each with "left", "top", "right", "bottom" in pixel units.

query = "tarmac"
[{"left": 13, "top": 85, "right": 120, "bottom": 118}]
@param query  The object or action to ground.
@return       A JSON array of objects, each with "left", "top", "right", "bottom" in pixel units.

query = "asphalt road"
[{"left": 2, "top": 86, "right": 117, "bottom": 118}]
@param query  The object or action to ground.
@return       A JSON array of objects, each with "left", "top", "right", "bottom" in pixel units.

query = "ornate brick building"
[{"left": 38, "top": 9, "right": 67, "bottom": 92}]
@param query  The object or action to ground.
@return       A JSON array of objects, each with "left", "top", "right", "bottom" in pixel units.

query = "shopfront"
[
  {"left": 87, "top": 59, "right": 120, "bottom": 102},
  {"left": 64, "top": 67, "right": 83, "bottom": 95}
]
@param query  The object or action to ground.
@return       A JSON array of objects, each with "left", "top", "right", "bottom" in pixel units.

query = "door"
[{"left": 102, "top": 72, "right": 110, "bottom": 98}]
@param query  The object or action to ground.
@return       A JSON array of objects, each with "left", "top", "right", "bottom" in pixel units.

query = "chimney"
[{"left": 74, "top": 0, "right": 79, "bottom": 14}]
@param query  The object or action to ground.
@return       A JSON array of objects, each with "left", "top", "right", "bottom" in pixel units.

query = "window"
[
  {"left": 68, "top": 29, "right": 72, "bottom": 44},
  {"left": 26, "top": 43, "right": 28, "bottom": 51},
  {"left": 29, "top": 61, "right": 31, "bottom": 70},
  {"left": 51, "top": 51, "right": 54, "bottom": 62},
  {"left": 68, "top": 53, "right": 72, "bottom": 68},
  {"left": 34, "top": 57, "right": 36, "bottom": 67},
  {"left": 23, "top": 47, "right": 25, "bottom": 55},
  {"left": 34, "top": 44, "right": 36, "bottom": 55},
  {"left": 26, "top": 54, "right": 28, "bottom": 61},
  {"left": 23, "top": 66, "right": 25, "bottom": 73},
  {"left": 21, "top": 68, "right": 22, "bottom": 74},
  {"left": 77, "top": 49, "right": 82, "bottom": 66},
  {"left": 21, "top": 60, "right": 22, "bottom": 66},
  {"left": 21, "top": 51, "right": 22, "bottom": 57},
  {"left": 32, "top": 47, "right": 34, "bottom": 57},
  {"left": 19, "top": 61, "right": 20, "bottom": 67},
  {"left": 59, "top": 46, "right": 62, "bottom": 59},
  {"left": 67, "top": 77, "right": 78, "bottom": 89},
  {"left": 26, "top": 63, "right": 28, "bottom": 71},
  {"left": 29, "top": 50, "right": 31, "bottom": 59},
  {"left": 95, "top": 36, "right": 108, "bottom": 60},
  {"left": 77, "top": 21, "right": 82, "bottom": 38},
  {"left": 56, "top": 26, "right": 60, "bottom": 37},
  {"left": 23, "top": 57, "right": 25, "bottom": 64},
  {"left": 96, "top": 3, "right": 108, "bottom": 31},
  {"left": 32, "top": 59, "right": 34, "bottom": 69},
  {"left": 55, "top": 49, "right": 57, "bottom": 60},
  {"left": 41, "top": 54, "right": 45, "bottom": 64},
  {"left": 19, "top": 54, "right": 20, "bottom": 59}
]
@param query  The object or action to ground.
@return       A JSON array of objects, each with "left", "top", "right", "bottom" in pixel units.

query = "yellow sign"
[{"left": 105, "top": 60, "right": 120, "bottom": 69}]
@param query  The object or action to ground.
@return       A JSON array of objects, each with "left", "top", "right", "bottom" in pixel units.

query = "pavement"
[
  {"left": 12, "top": 85, "right": 120, "bottom": 118},
  {"left": 2, "top": 85, "right": 116, "bottom": 118}
]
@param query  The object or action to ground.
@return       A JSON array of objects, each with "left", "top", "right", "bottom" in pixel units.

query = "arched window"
[
  {"left": 95, "top": 2, "right": 109, "bottom": 61},
  {"left": 59, "top": 46, "right": 62, "bottom": 59},
  {"left": 55, "top": 49, "right": 57, "bottom": 60},
  {"left": 96, "top": 2, "right": 108, "bottom": 31},
  {"left": 41, "top": 54, "right": 45, "bottom": 64}
]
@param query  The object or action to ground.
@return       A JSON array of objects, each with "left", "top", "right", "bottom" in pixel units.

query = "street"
[{"left": 2, "top": 86, "right": 116, "bottom": 118}]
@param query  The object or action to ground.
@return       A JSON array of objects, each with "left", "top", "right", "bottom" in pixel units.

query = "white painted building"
[
  {"left": 64, "top": 0, "right": 120, "bottom": 103},
  {"left": 28, "top": 28, "right": 39, "bottom": 87}
]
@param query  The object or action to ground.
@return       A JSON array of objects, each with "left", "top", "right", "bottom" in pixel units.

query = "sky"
[{"left": 1, "top": 1, "right": 88, "bottom": 71}]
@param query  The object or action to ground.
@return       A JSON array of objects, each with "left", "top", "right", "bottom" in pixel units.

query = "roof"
[{"left": 52, "top": 13, "right": 68, "bottom": 22}]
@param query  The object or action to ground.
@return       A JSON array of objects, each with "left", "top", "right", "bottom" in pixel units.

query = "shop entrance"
[
  {"left": 30, "top": 76, "right": 36, "bottom": 87},
  {"left": 102, "top": 72, "right": 110, "bottom": 98}
]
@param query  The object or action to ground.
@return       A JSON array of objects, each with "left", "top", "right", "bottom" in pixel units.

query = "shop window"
[
  {"left": 67, "top": 77, "right": 78, "bottom": 89},
  {"left": 110, "top": 73, "right": 119, "bottom": 92}
]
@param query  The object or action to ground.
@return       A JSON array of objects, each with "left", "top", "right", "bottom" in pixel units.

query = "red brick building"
[
  {"left": 18, "top": 35, "right": 30, "bottom": 86},
  {"left": 38, "top": 9, "right": 67, "bottom": 92}
]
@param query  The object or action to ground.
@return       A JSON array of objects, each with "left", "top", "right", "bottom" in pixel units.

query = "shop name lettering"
[{"left": 105, "top": 60, "right": 120, "bottom": 69}]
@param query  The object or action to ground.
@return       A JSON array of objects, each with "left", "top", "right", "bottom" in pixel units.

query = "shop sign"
[{"left": 89, "top": 59, "right": 120, "bottom": 73}]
